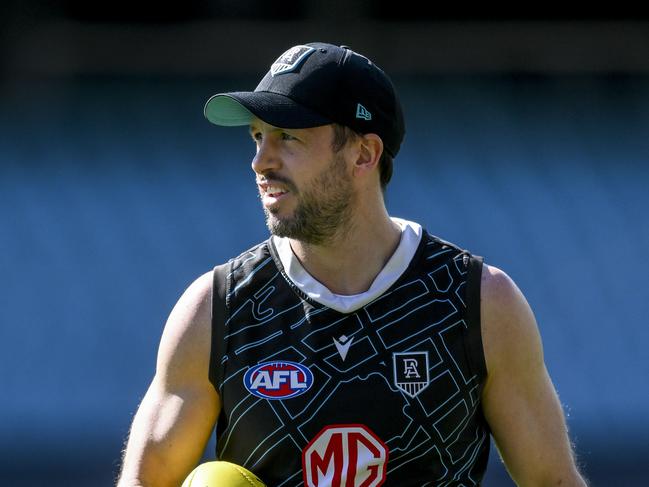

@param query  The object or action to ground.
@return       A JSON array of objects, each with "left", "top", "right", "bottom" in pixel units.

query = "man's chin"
[{"left": 264, "top": 211, "right": 296, "bottom": 238}]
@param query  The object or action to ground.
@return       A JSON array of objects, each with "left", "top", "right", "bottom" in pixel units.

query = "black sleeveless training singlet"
[{"left": 209, "top": 230, "right": 490, "bottom": 486}]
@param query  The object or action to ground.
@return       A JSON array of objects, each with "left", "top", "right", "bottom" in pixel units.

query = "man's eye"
[
  {"left": 252, "top": 132, "right": 262, "bottom": 142},
  {"left": 281, "top": 132, "right": 296, "bottom": 141}
]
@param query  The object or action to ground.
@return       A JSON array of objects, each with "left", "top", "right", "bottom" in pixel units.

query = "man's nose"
[{"left": 251, "top": 138, "right": 281, "bottom": 175}]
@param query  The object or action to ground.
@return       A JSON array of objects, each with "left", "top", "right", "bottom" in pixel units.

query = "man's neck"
[{"left": 288, "top": 211, "right": 402, "bottom": 296}]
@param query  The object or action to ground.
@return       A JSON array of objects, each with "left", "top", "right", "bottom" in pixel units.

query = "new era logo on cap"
[{"left": 356, "top": 103, "right": 372, "bottom": 121}]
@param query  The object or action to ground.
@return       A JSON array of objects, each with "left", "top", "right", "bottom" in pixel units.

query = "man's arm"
[
  {"left": 118, "top": 272, "right": 220, "bottom": 487},
  {"left": 480, "top": 265, "right": 587, "bottom": 487}
]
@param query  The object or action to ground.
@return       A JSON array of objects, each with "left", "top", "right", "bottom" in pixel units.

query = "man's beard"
[{"left": 263, "top": 153, "right": 354, "bottom": 246}]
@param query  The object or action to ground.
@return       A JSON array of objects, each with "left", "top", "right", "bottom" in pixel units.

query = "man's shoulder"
[
  {"left": 419, "top": 229, "right": 479, "bottom": 268},
  {"left": 210, "top": 238, "right": 276, "bottom": 289},
  {"left": 480, "top": 264, "right": 541, "bottom": 371},
  {"left": 218, "top": 238, "right": 272, "bottom": 269},
  {"left": 480, "top": 264, "right": 526, "bottom": 314}
]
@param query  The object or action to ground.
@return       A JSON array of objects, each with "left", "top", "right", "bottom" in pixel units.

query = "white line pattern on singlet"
[{"left": 215, "top": 236, "right": 488, "bottom": 484}]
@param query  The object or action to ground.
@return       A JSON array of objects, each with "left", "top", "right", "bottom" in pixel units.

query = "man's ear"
[{"left": 353, "top": 133, "right": 383, "bottom": 175}]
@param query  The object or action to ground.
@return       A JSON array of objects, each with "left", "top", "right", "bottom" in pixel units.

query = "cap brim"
[{"left": 204, "top": 91, "right": 331, "bottom": 129}]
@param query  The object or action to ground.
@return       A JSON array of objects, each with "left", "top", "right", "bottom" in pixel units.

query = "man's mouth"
[
  {"left": 258, "top": 181, "right": 291, "bottom": 206},
  {"left": 264, "top": 185, "right": 289, "bottom": 198}
]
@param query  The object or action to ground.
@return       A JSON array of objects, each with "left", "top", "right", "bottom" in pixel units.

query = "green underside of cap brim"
[{"left": 204, "top": 95, "right": 253, "bottom": 126}]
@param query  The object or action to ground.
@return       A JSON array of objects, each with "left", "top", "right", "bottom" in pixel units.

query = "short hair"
[{"left": 331, "top": 124, "right": 393, "bottom": 193}]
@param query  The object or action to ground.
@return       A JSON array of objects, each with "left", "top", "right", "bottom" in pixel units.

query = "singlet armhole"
[
  {"left": 209, "top": 261, "right": 231, "bottom": 392},
  {"left": 465, "top": 254, "right": 488, "bottom": 383}
]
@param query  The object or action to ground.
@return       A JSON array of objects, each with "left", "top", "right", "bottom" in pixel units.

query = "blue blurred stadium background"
[{"left": 1, "top": 4, "right": 649, "bottom": 486}]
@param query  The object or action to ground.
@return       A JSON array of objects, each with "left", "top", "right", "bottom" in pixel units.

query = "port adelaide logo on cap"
[
  {"left": 244, "top": 361, "right": 314, "bottom": 399},
  {"left": 270, "top": 45, "right": 316, "bottom": 76}
]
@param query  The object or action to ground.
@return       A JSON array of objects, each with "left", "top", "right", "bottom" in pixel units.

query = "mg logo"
[{"left": 302, "top": 424, "right": 388, "bottom": 487}]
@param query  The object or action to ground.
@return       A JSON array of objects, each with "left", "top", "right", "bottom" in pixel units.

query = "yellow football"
[{"left": 181, "top": 461, "right": 266, "bottom": 487}]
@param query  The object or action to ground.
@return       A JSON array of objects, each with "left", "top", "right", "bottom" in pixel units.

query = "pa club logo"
[
  {"left": 393, "top": 351, "right": 430, "bottom": 398},
  {"left": 302, "top": 424, "right": 388, "bottom": 487},
  {"left": 243, "top": 361, "right": 314, "bottom": 400},
  {"left": 270, "top": 45, "right": 316, "bottom": 76}
]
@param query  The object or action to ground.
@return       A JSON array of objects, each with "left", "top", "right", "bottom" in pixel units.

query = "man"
[{"left": 118, "top": 42, "right": 587, "bottom": 486}]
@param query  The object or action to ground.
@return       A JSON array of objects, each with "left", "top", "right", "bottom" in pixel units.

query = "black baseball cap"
[{"left": 204, "top": 42, "right": 405, "bottom": 157}]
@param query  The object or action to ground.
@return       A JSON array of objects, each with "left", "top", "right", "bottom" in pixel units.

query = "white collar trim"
[{"left": 272, "top": 217, "right": 423, "bottom": 313}]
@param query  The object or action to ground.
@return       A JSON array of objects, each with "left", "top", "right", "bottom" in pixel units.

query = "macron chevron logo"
[
  {"left": 356, "top": 103, "right": 372, "bottom": 121},
  {"left": 333, "top": 335, "right": 354, "bottom": 361}
]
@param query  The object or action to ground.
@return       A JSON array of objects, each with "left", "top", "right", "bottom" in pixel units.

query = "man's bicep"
[
  {"left": 480, "top": 265, "right": 585, "bottom": 486},
  {"left": 483, "top": 352, "right": 576, "bottom": 484},
  {"left": 118, "top": 272, "right": 220, "bottom": 487}
]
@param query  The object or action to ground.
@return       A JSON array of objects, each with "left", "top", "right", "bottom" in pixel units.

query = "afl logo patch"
[{"left": 244, "top": 361, "right": 314, "bottom": 400}]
